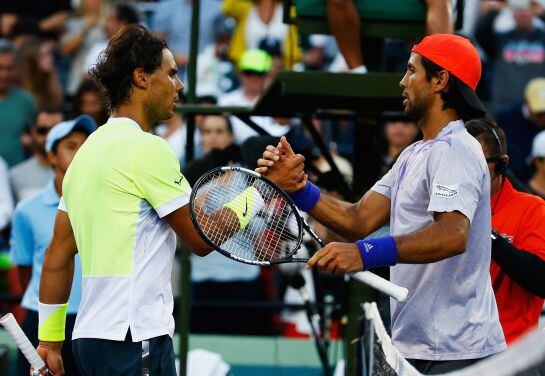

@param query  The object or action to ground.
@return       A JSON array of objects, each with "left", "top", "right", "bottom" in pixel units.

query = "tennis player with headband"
[
  {"left": 258, "top": 34, "right": 506, "bottom": 373},
  {"left": 466, "top": 118, "right": 545, "bottom": 345},
  {"left": 35, "top": 25, "right": 281, "bottom": 375}
]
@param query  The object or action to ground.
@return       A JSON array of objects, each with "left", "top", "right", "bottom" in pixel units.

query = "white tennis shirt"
[{"left": 371, "top": 120, "right": 506, "bottom": 360}]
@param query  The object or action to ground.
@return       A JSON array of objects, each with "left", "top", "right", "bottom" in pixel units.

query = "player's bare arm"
[
  {"left": 306, "top": 210, "right": 469, "bottom": 274},
  {"left": 36, "top": 210, "right": 78, "bottom": 375},
  {"left": 166, "top": 204, "right": 251, "bottom": 257},
  {"left": 256, "top": 137, "right": 391, "bottom": 240}
]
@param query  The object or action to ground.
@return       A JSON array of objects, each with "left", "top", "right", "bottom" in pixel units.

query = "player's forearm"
[
  {"left": 309, "top": 190, "right": 389, "bottom": 241},
  {"left": 39, "top": 250, "right": 74, "bottom": 304},
  {"left": 395, "top": 217, "right": 467, "bottom": 263},
  {"left": 309, "top": 194, "right": 366, "bottom": 240}
]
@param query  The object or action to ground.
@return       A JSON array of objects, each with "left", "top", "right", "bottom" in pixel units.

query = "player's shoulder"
[{"left": 133, "top": 132, "right": 177, "bottom": 162}]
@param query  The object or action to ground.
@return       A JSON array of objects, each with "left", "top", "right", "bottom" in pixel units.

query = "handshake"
[{"left": 255, "top": 136, "right": 308, "bottom": 194}]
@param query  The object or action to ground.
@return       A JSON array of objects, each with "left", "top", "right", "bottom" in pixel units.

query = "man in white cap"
[
  {"left": 529, "top": 130, "right": 545, "bottom": 197},
  {"left": 497, "top": 77, "right": 545, "bottom": 181},
  {"left": 10, "top": 115, "right": 96, "bottom": 375}
]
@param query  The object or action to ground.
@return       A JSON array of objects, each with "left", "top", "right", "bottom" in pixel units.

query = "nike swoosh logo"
[
  {"left": 242, "top": 198, "right": 248, "bottom": 217},
  {"left": 174, "top": 176, "right": 184, "bottom": 185}
]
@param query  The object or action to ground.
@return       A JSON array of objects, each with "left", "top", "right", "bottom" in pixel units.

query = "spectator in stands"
[
  {"left": 219, "top": 49, "right": 289, "bottom": 144},
  {"left": 84, "top": 4, "right": 139, "bottom": 76},
  {"left": 223, "top": 0, "right": 301, "bottom": 68},
  {"left": 183, "top": 115, "right": 240, "bottom": 183},
  {"left": 196, "top": 15, "right": 239, "bottom": 98},
  {"left": 72, "top": 78, "right": 108, "bottom": 126},
  {"left": 152, "top": 0, "right": 221, "bottom": 69},
  {"left": 17, "top": 38, "right": 63, "bottom": 109},
  {"left": 496, "top": 77, "right": 545, "bottom": 181},
  {"left": 528, "top": 130, "right": 545, "bottom": 198},
  {"left": 154, "top": 112, "right": 201, "bottom": 163},
  {"left": 7, "top": 17, "right": 41, "bottom": 50},
  {"left": 60, "top": 0, "right": 106, "bottom": 95},
  {"left": 259, "top": 36, "right": 284, "bottom": 79},
  {"left": 466, "top": 118, "right": 545, "bottom": 345},
  {"left": 0, "top": 39, "right": 36, "bottom": 167},
  {"left": 476, "top": 0, "right": 545, "bottom": 112},
  {"left": 326, "top": 0, "right": 453, "bottom": 72},
  {"left": 10, "top": 109, "right": 61, "bottom": 203},
  {"left": 0, "top": 1, "right": 71, "bottom": 38},
  {"left": 382, "top": 117, "right": 419, "bottom": 169},
  {"left": 183, "top": 115, "right": 268, "bottom": 335},
  {"left": 10, "top": 115, "right": 95, "bottom": 376}
]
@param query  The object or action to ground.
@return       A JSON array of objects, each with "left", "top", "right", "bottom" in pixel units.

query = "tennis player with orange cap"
[{"left": 257, "top": 34, "right": 507, "bottom": 374}]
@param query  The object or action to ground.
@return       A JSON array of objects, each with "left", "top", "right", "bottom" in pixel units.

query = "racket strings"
[{"left": 193, "top": 170, "right": 300, "bottom": 264}]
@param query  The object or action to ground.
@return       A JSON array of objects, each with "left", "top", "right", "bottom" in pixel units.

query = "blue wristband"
[
  {"left": 356, "top": 236, "right": 398, "bottom": 270},
  {"left": 289, "top": 181, "right": 321, "bottom": 212}
]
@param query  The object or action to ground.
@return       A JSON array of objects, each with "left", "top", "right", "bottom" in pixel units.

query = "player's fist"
[
  {"left": 256, "top": 137, "right": 307, "bottom": 193},
  {"left": 36, "top": 342, "right": 64, "bottom": 375},
  {"left": 306, "top": 242, "right": 364, "bottom": 275}
]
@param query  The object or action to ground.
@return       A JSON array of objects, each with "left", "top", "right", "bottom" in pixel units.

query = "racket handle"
[
  {"left": 0, "top": 313, "right": 49, "bottom": 374},
  {"left": 350, "top": 271, "right": 409, "bottom": 302}
]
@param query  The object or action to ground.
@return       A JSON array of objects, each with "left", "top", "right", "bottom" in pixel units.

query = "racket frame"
[{"left": 189, "top": 166, "right": 309, "bottom": 266}]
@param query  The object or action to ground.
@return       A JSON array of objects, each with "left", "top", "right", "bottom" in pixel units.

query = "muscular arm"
[
  {"left": 395, "top": 211, "right": 469, "bottom": 263},
  {"left": 165, "top": 205, "right": 213, "bottom": 257},
  {"left": 308, "top": 210, "right": 469, "bottom": 273},
  {"left": 308, "top": 190, "right": 391, "bottom": 241},
  {"left": 37, "top": 210, "right": 77, "bottom": 372}
]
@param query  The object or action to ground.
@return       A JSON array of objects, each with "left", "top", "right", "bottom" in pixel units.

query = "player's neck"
[
  {"left": 111, "top": 104, "right": 153, "bottom": 132},
  {"left": 419, "top": 106, "right": 459, "bottom": 142}
]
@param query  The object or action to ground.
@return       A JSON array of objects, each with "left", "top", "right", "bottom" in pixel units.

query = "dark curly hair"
[{"left": 89, "top": 24, "right": 168, "bottom": 112}]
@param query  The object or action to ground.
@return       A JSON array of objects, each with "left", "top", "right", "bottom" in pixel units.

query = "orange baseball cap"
[{"left": 412, "top": 34, "right": 486, "bottom": 115}]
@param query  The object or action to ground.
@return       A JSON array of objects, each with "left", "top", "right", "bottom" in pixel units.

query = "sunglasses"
[
  {"left": 242, "top": 70, "right": 266, "bottom": 77},
  {"left": 35, "top": 127, "right": 51, "bottom": 135}
]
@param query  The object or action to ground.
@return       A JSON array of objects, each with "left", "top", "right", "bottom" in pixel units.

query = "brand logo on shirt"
[
  {"left": 174, "top": 176, "right": 184, "bottom": 185},
  {"left": 432, "top": 184, "right": 459, "bottom": 198},
  {"left": 363, "top": 243, "right": 373, "bottom": 252}
]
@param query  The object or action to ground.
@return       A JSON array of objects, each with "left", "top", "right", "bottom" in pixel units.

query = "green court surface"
[{"left": 0, "top": 330, "right": 340, "bottom": 375}]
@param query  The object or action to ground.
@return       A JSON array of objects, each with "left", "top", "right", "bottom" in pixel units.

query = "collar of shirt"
[
  {"left": 491, "top": 178, "right": 516, "bottom": 215},
  {"left": 42, "top": 180, "right": 60, "bottom": 206},
  {"left": 106, "top": 117, "right": 141, "bottom": 130},
  {"left": 435, "top": 119, "right": 464, "bottom": 139}
]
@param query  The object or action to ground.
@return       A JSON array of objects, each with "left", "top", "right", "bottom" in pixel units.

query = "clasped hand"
[{"left": 255, "top": 136, "right": 307, "bottom": 194}]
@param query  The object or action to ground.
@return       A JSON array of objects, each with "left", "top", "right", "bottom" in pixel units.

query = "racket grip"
[
  {"left": 0, "top": 313, "right": 48, "bottom": 373},
  {"left": 350, "top": 271, "right": 409, "bottom": 302}
]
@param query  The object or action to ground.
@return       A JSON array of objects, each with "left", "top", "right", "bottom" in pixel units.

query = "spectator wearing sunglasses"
[
  {"left": 218, "top": 49, "right": 290, "bottom": 144},
  {"left": 10, "top": 109, "right": 63, "bottom": 202}
]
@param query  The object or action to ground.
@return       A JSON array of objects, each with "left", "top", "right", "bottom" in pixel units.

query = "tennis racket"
[
  {"left": 0, "top": 313, "right": 52, "bottom": 376},
  {"left": 189, "top": 166, "right": 408, "bottom": 302}
]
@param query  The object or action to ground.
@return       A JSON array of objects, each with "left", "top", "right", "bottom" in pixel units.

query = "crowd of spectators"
[{"left": 0, "top": 0, "right": 544, "bottom": 350}]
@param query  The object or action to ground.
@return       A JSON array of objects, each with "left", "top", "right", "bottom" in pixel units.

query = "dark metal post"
[{"left": 179, "top": 0, "right": 201, "bottom": 374}]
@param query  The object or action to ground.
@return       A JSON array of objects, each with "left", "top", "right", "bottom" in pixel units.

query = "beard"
[{"left": 404, "top": 93, "right": 432, "bottom": 122}]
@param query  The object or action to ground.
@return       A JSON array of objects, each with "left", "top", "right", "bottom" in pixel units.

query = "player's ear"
[
  {"left": 434, "top": 70, "right": 450, "bottom": 93},
  {"left": 132, "top": 67, "right": 148, "bottom": 89}
]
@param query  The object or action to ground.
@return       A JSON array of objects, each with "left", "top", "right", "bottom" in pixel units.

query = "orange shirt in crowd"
[{"left": 490, "top": 178, "right": 545, "bottom": 344}]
